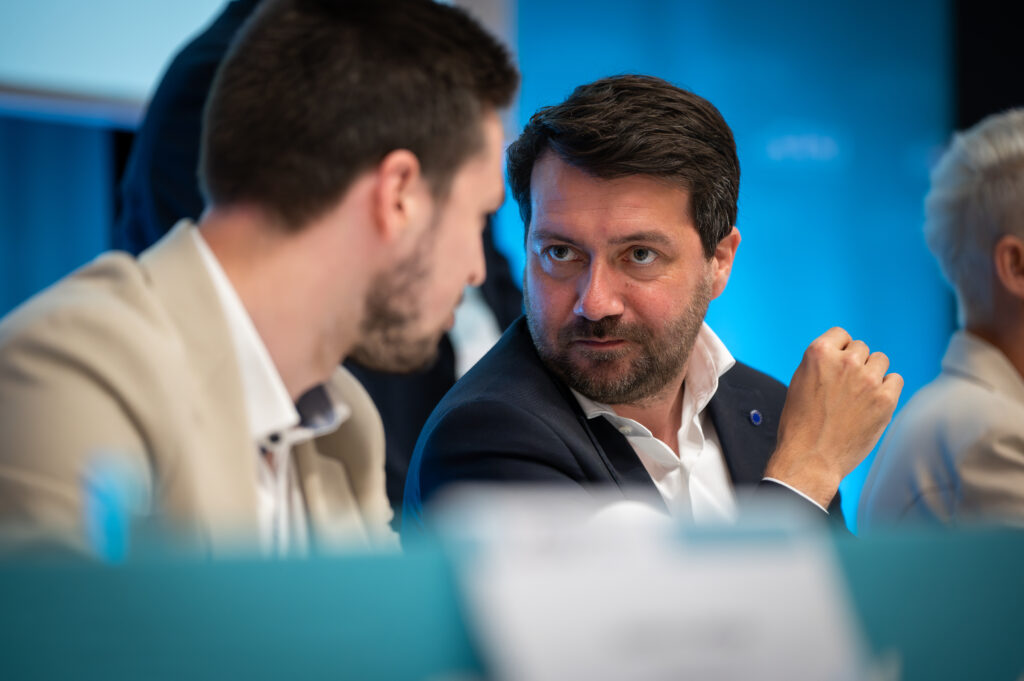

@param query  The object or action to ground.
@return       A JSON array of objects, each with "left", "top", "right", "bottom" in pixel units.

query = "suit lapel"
[
  {"left": 292, "top": 440, "right": 372, "bottom": 549},
  {"left": 585, "top": 416, "right": 667, "bottom": 508},
  {"left": 551, "top": 374, "right": 667, "bottom": 510},
  {"left": 706, "top": 374, "right": 777, "bottom": 486},
  {"left": 291, "top": 367, "right": 393, "bottom": 549}
]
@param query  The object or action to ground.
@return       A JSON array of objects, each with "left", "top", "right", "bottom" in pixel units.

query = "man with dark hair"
[
  {"left": 403, "top": 75, "right": 902, "bottom": 532},
  {"left": 114, "top": 0, "right": 523, "bottom": 526},
  {"left": 0, "top": 0, "right": 518, "bottom": 555}
]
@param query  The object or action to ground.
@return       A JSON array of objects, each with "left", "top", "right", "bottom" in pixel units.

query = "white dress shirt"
[
  {"left": 450, "top": 284, "right": 504, "bottom": 378},
  {"left": 573, "top": 323, "right": 825, "bottom": 522},
  {"left": 573, "top": 323, "right": 739, "bottom": 522},
  {"left": 192, "top": 227, "right": 350, "bottom": 555}
]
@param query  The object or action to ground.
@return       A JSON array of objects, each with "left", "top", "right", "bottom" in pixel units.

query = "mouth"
[{"left": 573, "top": 338, "right": 627, "bottom": 350}]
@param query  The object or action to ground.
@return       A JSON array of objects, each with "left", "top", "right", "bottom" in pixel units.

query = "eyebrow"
[
  {"left": 530, "top": 228, "right": 673, "bottom": 247},
  {"left": 530, "top": 228, "right": 580, "bottom": 246},
  {"left": 607, "top": 231, "right": 673, "bottom": 246}
]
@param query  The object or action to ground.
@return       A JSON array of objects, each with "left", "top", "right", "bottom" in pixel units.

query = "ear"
[
  {"left": 371, "top": 149, "right": 429, "bottom": 244},
  {"left": 994, "top": 233, "right": 1024, "bottom": 300},
  {"left": 710, "top": 226, "right": 741, "bottom": 299}
]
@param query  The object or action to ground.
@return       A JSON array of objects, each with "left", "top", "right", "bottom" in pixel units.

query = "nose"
[{"left": 573, "top": 262, "right": 624, "bottom": 320}]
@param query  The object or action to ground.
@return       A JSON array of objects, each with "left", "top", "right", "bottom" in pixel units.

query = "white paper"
[{"left": 434, "top": 487, "right": 874, "bottom": 681}]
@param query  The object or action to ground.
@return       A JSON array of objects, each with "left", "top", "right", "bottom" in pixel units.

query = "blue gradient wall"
[
  {"left": 0, "top": 117, "right": 112, "bottom": 316},
  {"left": 497, "top": 0, "right": 954, "bottom": 529}
]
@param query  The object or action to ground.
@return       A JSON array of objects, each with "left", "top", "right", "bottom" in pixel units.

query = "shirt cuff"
[{"left": 761, "top": 477, "right": 829, "bottom": 514}]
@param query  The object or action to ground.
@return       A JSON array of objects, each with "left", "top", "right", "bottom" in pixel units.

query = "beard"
[
  {"left": 525, "top": 276, "right": 712, "bottom": 406},
  {"left": 349, "top": 224, "right": 441, "bottom": 373}
]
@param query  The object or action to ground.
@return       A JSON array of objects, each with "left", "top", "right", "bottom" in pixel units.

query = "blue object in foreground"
[
  {"left": 82, "top": 456, "right": 148, "bottom": 562},
  {"left": 0, "top": 529, "right": 1019, "bottom": 681},
  {"left": 0, "top": 547, "right": 482, "bottom": 681}
]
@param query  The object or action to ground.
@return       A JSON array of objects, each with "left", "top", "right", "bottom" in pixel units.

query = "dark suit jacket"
[{"left": 403, "top": 317, "right": 842, "bottom": 536}]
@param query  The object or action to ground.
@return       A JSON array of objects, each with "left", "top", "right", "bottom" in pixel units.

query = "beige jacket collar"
[
  {"left": 944, "top": 330, "right": 1024, "bottom": 407},
  {"left": 137, "top": 222, "right": 392, "bottom": 551},
  {"left": 138, "top": 221, "right": 261, "bottom": 548}
]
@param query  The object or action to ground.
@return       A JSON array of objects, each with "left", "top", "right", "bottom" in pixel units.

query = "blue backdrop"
[{"left": 0, "top": 117, "right": 111, "bottom": 317}]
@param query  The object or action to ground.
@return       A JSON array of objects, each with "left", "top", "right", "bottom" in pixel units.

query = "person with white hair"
[{"left": 860, "top": 109, "right": 1024, "bottom": 528}]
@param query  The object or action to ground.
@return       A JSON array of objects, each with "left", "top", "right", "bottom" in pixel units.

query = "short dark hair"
[
  {"left": 200, "top": 0, "right": 518, "bottom": 229},
  {"left": 507, "top": 75, "right": 738, "bottom": 257}
]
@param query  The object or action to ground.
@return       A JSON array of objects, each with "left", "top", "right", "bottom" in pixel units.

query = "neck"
[
  {"left": 968, "top": 306, "right": 1024, "bottom": 382},
  {"left": 198, "top": 205, "right": 368, "bottom": 401},
  {"left": 609, "top": 370, "right": 688, "bottom": 456}
]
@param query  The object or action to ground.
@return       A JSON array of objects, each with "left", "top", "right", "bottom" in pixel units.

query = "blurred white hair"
[{"left": 925, "top": 108, "right": 1024, "bottom": 325}]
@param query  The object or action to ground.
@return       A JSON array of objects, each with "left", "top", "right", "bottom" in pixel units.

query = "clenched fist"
[{"left": 764, "top": 327, "right": 904, "bottom": 508}]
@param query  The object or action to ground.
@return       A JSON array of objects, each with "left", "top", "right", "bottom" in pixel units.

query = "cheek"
[
  {"left": 526, "top": 261, "right": 576, "bottom": 320},
  {"left": 433, "top": 217, "right": 469, "bottom": 269},
  {"left": 625, "top": 280, "right": 691, "bottom": 323}
]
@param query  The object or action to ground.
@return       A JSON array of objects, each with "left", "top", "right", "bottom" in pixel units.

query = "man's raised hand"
[{"left": 764, "top": 327, "right": 904, "bottom": 508}]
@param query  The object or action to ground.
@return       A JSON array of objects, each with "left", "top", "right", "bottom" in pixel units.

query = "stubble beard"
[
  {"left": 349, "top": 224, "right": 441, "bottom": 373},
  {"left": 525, "top": 276, "right": 713, "bottom": 406}
]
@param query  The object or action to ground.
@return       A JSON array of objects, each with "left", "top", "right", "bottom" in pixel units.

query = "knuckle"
[
  {"left": 879, "top": 384, "right": 900, "bottom": 407},
  {"left": 804, "top": 341, "right": 824, "bottom": 360},
  {"left": 841, "top": 353, "right": 861, "bottom": 368}
]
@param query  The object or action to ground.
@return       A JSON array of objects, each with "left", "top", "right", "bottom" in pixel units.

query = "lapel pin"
[{"left": 749, "top": 409, "right": 763, "bottom": 426}]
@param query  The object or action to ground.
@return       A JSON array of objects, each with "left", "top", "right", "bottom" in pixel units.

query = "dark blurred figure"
[
  {"left": 116, "top": 0, "right": 522, "bottom": 526},
  {"left": 116, "top": 1, "right": 259, "bottom": 252},
  {"left": 860, "top": 109, "right": 1024, "bottom": 528}
]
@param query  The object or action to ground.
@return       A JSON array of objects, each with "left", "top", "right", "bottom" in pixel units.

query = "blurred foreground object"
[
  {"left": 1, "top": 496, "right": 1021, "bottom": 681},
  {"left": 0, "top": 549, "right": 482, "bottom": 681},
  {"left": 426, "top": 486, "right": 874, "bottom": 681},
  {"left": 82, "top": 454, "right": 150, "bottom": 562}
]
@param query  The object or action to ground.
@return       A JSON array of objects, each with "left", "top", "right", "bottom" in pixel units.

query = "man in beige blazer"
[
  {"left": 860, "top": 109, "right": 1024, "bottom": 528},
  {"left": 0, "top": 0, "right": 518, "bottom": 556}
]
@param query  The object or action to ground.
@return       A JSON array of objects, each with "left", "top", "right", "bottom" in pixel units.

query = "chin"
[{"left": 351, "top": 331, "right": 442, "bottom": 374}]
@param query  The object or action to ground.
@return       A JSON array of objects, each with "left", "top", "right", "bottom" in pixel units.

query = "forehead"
[
  {"left": 451, "top": 111, "right": 505, "bottom": 203},
  {"left": 529, "top": 152, "right": 693, "bottom": 239}
]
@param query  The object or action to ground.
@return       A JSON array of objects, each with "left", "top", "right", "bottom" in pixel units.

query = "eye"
[
  {"left": 544, "top": 244, "right": 576, "bottom": 262},
  {"left": 628, "top": 247, "right": 658, "bottom": 265}
]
